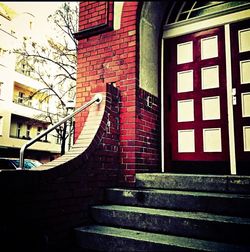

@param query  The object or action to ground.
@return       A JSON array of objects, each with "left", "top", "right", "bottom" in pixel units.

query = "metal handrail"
[{"left": 19, "top": 93, "right": 103, "bottom": 169}]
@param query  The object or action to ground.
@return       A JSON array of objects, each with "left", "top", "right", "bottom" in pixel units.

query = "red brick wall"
[
  {"left": 136, "top": 88, "right": 161, "bottom": 172},
  {"left": 75, "top": 1, "right": 161, "bottom": 185},
  {"left": 79, "top": 1, "right": 113, "bottom": 31}
]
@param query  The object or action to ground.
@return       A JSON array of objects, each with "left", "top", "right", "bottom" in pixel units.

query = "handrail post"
[{"left": 19, "top": 94, "right": 102, "bottom": 169}]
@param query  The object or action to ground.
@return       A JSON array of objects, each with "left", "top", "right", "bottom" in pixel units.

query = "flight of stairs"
[{"left": 75, "top": 173, "right": 250, "bottom": 251}]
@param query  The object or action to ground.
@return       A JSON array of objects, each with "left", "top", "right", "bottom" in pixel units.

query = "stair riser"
[
  {"left": 106, "top": 189, "right": 250, "bottom": 217},
  {"left": 75, "top": 232, "right": 198, "bottom": 252},
  {"left": 91, "top": 208, "right": 250, "bottom": 244},
  {"left": 136, "top": 174, "right": 250, "bottom": 194}
]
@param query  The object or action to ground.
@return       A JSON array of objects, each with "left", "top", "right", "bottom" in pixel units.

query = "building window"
[
  {"left": 37, "top": 126, "right": 42, "bottom": 136},
  {"left": 26, "top": 125, "right": 31, "bottom": 139},
  {"left": 44, "top": 127, "right": 48, "bottom": 142},
  {"left": 38, "top": 100, "right": 43, "bottom": 110},
  {"left": 56, "top": 133, "right": 61, "bottom": 144},
  {"left": 21, "top": 62, "right": 30, "bottom": 76},
  {"left": 28, "top": 96, "right": 32, "bottom": 107},
  {"left": 18, "top": 92, "right": 24, "bottom": 104},
  {"left": 0, "top": 117, "right": 3, "bottom": 135},
  {"left": 17, "top": 123, "right": 22, "bottom": 138},
  {"left": 165, "top": 1, "right": 250, "bottom": 26}
]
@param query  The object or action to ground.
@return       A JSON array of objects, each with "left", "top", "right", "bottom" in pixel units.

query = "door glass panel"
[
  {"left": 243, "top": 126, "right": 250, "bottom": 151},
  {"left": 178, "top": 99, "right": 194, "bottom": 122},
  {"left": 177, "top": 41, "right": 193, "bottom": 64},
  {"left": 203, "top": 128, "right": 222, "bottom": 152},
  {"left": 239, "top": 28, "right": 250, "bottom": 52},
  {"left": 242, "top": 92, "right": 250, "bottom": 117},
  {"left": 201, "top": 36, "right": 218, "bottom": 60},
  {"left": 178, "top": 129, "right": 195, "bottom": 152},
  {"left": 177, "top": 70, "right": 193, "bottom": 93},
  {"left": 240, "top": 60, "right": 250, "bottom": 84},
  {"left": 201, "top": 65, "right": 219, "bottom": 89},
  {"left": 202, "top": 96, "right": 220, "bottom": 120}
]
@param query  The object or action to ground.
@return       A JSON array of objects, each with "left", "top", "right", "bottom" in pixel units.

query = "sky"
[
  {"left": 4, "top": 1, "right": 63, "bottom": 21},
  {"left": 3, "top": 1, "right": 69, "bottom": 41}
]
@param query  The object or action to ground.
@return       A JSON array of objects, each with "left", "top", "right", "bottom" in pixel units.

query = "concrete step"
[
  {"left": 136, "top": 173, "right": 250, "bottom": 194},
  {"left": 106, "top": 188, "right": 250, "bottom": 217},
  {"left": 91, "top": 205, "right": 250, "bottom": 244},
  {"left": 75, "top": 225, "right": 249, "bottom": 252},
  {"left": 75, "top": 174, "right": 250, "bottom": 250}
]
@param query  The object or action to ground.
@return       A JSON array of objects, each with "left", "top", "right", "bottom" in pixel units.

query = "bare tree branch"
[{"left": 13, "top": 2, "right": 78, "bottom": 155}]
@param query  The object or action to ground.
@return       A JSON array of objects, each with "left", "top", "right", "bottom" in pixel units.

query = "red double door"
[{"left": 164, "top": 20, "right": 250, "bottom": 174}]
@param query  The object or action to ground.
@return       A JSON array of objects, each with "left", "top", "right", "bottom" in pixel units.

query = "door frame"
[{"left": 161, "top": 9, "right": 250, "bottom": 174}]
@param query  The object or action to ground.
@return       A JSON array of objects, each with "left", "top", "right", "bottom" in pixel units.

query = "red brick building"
[
  {"left": 1, "top": 1, "right": 250, "bottom": 251},
  {"left": 74, "top": 1, "right": 250, "bottom": 181}
]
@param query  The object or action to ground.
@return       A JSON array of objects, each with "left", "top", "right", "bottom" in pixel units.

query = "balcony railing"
[
  {"left": 10, "top": 135, "right": 51, "bottom": 143},
  {"left": 13, "top": 97, "right": 48, "bottom": 112}
]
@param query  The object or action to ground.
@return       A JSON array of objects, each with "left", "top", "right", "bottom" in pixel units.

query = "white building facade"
[{"left": 0, "top": 3, "right": 63, "bottom": 163}]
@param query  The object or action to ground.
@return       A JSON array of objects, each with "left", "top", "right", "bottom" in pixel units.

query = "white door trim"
[
  {"left": 161, "top": 38, "right": 165, "bottom": 172},
  {"left": 225, "top": 24, "right": 237, "bottom": 175}
]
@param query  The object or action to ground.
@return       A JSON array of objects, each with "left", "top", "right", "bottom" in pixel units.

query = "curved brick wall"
[
  {"left": 0, "top": 83, "right": 120, "bottom": 251},
  {"left": 35, "top": 91, "right": 107, "bottom": 172}
]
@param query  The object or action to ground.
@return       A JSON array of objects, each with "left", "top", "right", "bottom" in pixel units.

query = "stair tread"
[
  {"left": 92, "top": 204, "right": 250, "bottom": 224},
  {"left": 136, "top": 173, "right": 250, "bottom": 179},
  {"left": 135, "top": 173, "right": 250, "bottom": 194},
  {"left": 107, "top": 187, "right": 250, "bottom": 199},
  {"left": 136, "top": 172, "right": 250, "bottom": 180},
  {"left": 75, "top": 225, "right": 248, "bottom": 251}
]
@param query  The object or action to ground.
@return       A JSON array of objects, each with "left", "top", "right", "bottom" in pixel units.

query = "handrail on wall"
[{"left": 19, "top": 94, "right": 103, "bottom": 169}]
